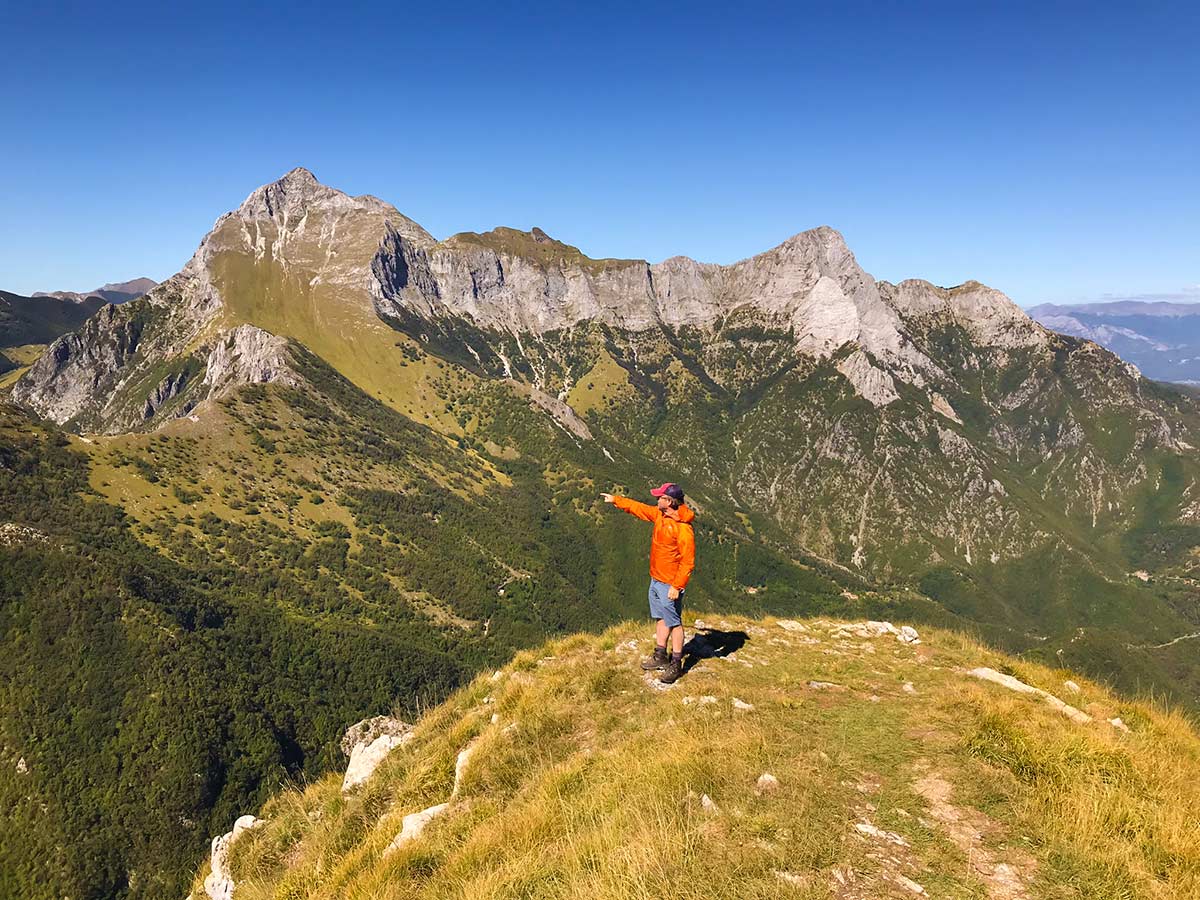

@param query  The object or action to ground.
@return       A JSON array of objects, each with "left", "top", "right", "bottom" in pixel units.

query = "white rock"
[
  {"left": 854, "top": 821, "right": 909, "bottom": 846},
  {"left": 386, "top": 802, "right": 449, "bottom": 854},
  {"left": 14, "top": 756, "right": 28, "bottom": 775},
  {"left": 452, "top": 741, "right": 477, "bottom": 797},
  {"left": 902, "top": 682, "right": 917, "bottom": 694},
  {"left": 732, "top": 698, "right": 755, "bottom": 711},
  {"left": 835, "top": 621, "right": 907, "bottom": 640},
  {"left": 836, "top": 350, "right": 900, "bottom": 406},
  {"left": 203, "top": 815, "right": 262, "bottom": 900},
  {"left": 930, "top": 392, "right": 962, "bottom": 425},
  {"left": 887, "top": 872, "right": 927, "bottom": 895},
  {"left": 966, "top": 667, "right": 1092, "bottom": 724},
  {"left": 682, "top": 695, "right": 718, "bottom": 706},
  {"left": 1110, "top": 717, "right": 1130, "bottom": 733},
  {"left": 773, "top": 870, "right": 808, "bottom": 886},
  {"left": 700, "top": 793, "right": 721, "bottom": 814},
  {"left": 897, "top": 625, "right": 921, "bottom": 644},
  {"left": 340, "top": 715, "right": 413, "bottom": 759},
  {"left": 807, "top": 681, "right": 844, "bottom": 691},
  {"left": 777, "top": 619, "right": 808, "bottom": 632},
  {"left": 202, "top": 325, "right": 298, "bottom": 396},
  {"left": 756, "top": 772, "right": 781, "bottom": 793},
  {"left": 343, "top": 731, "right": 414, "bottom": 792},
  {"left": 1063, "top": 680, "right": 1081, "bottom": 694},
  {"left": 0, "top": 523, "right": 50, "bottom": 547}
]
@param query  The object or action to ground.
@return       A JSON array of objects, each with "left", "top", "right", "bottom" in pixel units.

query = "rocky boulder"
[{"left": 341, "top": 716, "right": 414, "bottom": 792}]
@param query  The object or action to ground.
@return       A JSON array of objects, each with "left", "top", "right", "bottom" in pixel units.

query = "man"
[{"left": 601, "top": 482, "right": 696, "bottom": 684}]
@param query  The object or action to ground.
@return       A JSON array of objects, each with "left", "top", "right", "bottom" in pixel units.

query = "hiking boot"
[
  {"left": 659, "top": 656, "right": 684, "bottom": 684},
  {"left": 641, "top": 646, "right": 668, "bottom": 670}
]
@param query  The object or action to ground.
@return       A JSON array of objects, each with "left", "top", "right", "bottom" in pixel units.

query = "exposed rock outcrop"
[
  {"left": 386, "top": 802, "right": 451, "bottom": 853},
  {"left": 836, "top": 350, "right": 900, "bottom": 407},
  {"left": 340, "top": 715, "right": 414, "bottom": 792},
  {"left": 384, "top": 736, "right": 480, "bottom": 854},
  {"left": 203, "top": 814, "right": 261, "bottom": 900},
  {"left": 966, "top": 667, "right": 1092, "bottom": 725},
  {"left": 0, "top": 523, "right": 50, "bottom": 547},
  {"left": 202, "top": 325, "right": 297, "bottom": 396}
]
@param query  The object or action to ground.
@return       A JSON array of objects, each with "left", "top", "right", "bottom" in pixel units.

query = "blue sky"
[{"left": 2, "top": 1, "right": 1196, "bottom": 306}]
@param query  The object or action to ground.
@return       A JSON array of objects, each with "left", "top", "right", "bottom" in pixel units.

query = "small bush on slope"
[{"left": 196, "top": 617, "right": 1200, "bottom": 900}]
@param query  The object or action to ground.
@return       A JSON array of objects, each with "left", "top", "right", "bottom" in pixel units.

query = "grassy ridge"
[{"left": 203, "top": 616, "right": 1200, "bottom": 900}]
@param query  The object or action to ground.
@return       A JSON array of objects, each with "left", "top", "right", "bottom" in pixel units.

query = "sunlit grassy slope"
[
  {"left": 0, "top": 343, "right": 46, "bottom": 390},
  {"left": 195, "top": 615, "right": 1200, "bottom": 900}
]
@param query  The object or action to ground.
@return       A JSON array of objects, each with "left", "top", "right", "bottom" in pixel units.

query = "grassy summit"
[
  {"left": 194, "top": 615, "right": 1199, "bottom": 900},
  {"left": 443, "top": 227, "right": 643, "bottom": 275}
]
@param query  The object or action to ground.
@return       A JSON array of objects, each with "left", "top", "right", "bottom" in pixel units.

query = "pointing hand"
[{"left": 601, "top": 493, "right": 614, "bottom": 503}]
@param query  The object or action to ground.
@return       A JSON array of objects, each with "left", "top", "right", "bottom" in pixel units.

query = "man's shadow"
[{"left": 682, "top": 628, "right": 749, "bottom": 674}]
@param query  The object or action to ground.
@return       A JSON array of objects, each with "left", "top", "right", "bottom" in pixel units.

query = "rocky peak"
[
  {"left": 236, "top": 167, "right": 325, "bottom": 219},
  {"left": 227, "top": 167, "right": 433, "bottom": 247},
  {"left": 880, "top": 278, "right": 1048, "bottom": 350},
  {"left": 98, "top": 277, "right": 158, "bottom": 295}
]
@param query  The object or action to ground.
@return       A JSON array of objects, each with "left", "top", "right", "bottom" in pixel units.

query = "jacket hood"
[{"left": 673, "top": 503, "right": 695, "bottom": 524}]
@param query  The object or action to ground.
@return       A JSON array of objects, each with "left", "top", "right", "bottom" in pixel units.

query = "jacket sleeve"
[
  {"left": 672, "top": 524, "right": 696, "bottom": 589},
  {"left": 612, "top": 495, "right": 659, "bottom": 522}
]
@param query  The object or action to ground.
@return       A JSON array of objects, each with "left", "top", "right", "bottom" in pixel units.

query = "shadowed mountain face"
[
  {"left": 1030, "top": 301, "right": 1200, "bottom": 384},
  {"left": 0, "top": 290, "right": 107, "bottom": 348},
  {"left": 6, "top": 169, "right": 1200, "bottom": 898},
  {"left": 0, "top": 282, "right": 155, "bottom": 380}
]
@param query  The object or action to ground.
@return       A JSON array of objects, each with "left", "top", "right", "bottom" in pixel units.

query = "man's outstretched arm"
[{"left": 601, "top": 493, "right": 658, "bottom": 522}]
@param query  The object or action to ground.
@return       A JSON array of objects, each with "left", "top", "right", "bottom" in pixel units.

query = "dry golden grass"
[{"left": 191, "top": 617, "right": 1200, "bottom": 900}]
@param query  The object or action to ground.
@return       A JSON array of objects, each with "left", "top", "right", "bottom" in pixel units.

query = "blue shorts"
[{"left": 648, "top": 578, "right": 683, "bottom": 628}]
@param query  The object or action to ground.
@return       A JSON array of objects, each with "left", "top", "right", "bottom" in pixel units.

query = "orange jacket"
[{"left": 612, "top": 496, "right": 696, "bottom": 590}]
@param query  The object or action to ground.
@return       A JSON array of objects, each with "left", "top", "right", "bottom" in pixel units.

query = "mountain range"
[
  {"left": 4, "top": 168, "right": 1200, "bottom": 898},
  {"left": 33, "top": 277, "right": 158, "bottom": 305},
  {"left": 1029, "top": 300, "right": 1200, "bottom": 384}
]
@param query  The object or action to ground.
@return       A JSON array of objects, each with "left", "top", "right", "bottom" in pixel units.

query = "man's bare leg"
[
  {"left": 641, "top": 619, "right": 671, "bottom": 670},
  {"left": 670, "top": 624, "right": 684, "bottom": 657}
]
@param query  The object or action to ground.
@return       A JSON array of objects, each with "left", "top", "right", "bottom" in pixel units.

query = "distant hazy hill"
[
  {"left": 0, "top": 290, "right": 105, "bottom": 348},
  {"left": 1030, "top": 300, "right": 1200, "bottom": 383},
  {"left": 33, "top": 276, "right": 157, "bottom": 305}
]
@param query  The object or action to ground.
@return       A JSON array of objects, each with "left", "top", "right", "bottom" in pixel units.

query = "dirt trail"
[{"left": 912, "top": 768, "right": 1036, "bottom": 900}]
